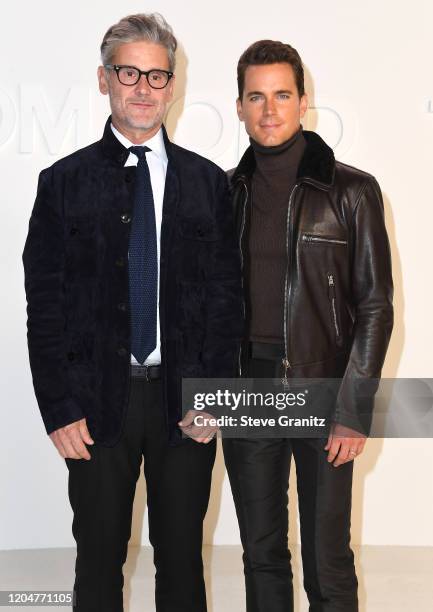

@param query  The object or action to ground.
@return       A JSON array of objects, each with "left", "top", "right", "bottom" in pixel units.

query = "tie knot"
[{"left": 129, "top": 145, "right": 151, "bottom": 160}]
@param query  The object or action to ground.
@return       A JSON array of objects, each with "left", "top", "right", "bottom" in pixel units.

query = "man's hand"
[
  {"left": 324, "top": 423, "right": 367, "bottom": 467},
  {"left": 178, "top": 410, "right": 218, "bottom": 444},
  {"left": 49, "top": 418, "right": 94, "bottom": 460}
]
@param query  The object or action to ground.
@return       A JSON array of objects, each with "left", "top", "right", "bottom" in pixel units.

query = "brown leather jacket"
[{"left": 230, "top": 130, "right": 394, "bottom": 434}]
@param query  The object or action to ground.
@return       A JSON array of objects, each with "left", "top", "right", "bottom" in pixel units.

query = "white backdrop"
[{"left": 1, "top": 0, "right": 432, "bottom": 550}]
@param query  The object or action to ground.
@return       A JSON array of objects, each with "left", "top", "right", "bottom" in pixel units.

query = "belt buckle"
[
  {"left": 132, "top": 364, "right": 146, "bottom": 378},
  {"left": 145, "top": 365, "right": 151, "bottom": 383}
]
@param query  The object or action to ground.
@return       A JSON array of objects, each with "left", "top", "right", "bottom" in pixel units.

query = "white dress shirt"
[{"left": 111, "top": 123, "right": 167, "bottom": 366}]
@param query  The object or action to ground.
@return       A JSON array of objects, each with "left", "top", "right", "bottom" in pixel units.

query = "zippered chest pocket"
[{"left": 302, "top": 233, "right": 348, "bottom": 246}]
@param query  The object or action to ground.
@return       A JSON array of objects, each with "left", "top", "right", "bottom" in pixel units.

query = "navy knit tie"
[{"left": 128, "top": 146, "right": 157, "bottom": 364}]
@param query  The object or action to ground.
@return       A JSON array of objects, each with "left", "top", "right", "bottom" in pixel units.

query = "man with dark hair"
[
  {"left": 23, "top": 13, "right": 242, "bottom": 612},
  {"left": 223, "top": 39, "right": 393, "bottom": 611}
]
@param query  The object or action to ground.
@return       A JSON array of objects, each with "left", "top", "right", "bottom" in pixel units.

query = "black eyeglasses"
[{"left": 104, "top": 64, "right": 173, "bottom": 89}]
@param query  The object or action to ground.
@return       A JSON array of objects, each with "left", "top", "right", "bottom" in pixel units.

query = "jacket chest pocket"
[
  {"left": 66, "top": 215, "right": 97, "bottom": 239},
  {"left": 177, "top": 218, "right": 220, "bottom": 279},
  {"left": 301, "top": 232, "right": 348, "bottom": 246},
  {"left": 65, "top": 216, "right": 98, "bottom": 278},
  {"left": 178, "top": 218, "right": 220, "bottom": 242}
]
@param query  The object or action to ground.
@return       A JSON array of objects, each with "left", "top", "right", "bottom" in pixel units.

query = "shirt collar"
[{"left": 110, "top": 123, "right": 168, "bottom": 164}]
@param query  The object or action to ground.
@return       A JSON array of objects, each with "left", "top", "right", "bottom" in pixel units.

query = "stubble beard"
[{"left": 110, "top": 88, "right": 167, "bottom": 134}]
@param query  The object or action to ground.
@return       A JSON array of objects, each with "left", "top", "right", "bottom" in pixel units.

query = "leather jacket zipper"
[
  {"left": 327, "top": 273, "right": 342, "bottom": 346},
  {"left": 302, "top": 233, "right": 347, "bottom": 246},
  {"left": 282, "top": 184, "right": 299, "bottom": 387},
  {"left": 238, "top": 183, "right": 248, "bottom": 376}
]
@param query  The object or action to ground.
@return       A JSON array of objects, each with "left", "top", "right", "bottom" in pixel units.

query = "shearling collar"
[{"left": 232, "top": 130, "right": 335, "bottom": 190}]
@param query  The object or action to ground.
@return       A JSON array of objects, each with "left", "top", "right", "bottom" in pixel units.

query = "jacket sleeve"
[
  {"left": 201, "top": 169, "right": 244, "bottom": 378},
  {"left": 334, "top": 176, "right": 394, "bottom": 434},
  {"left": 22, "top": 167, "right": 85, "bottom": 435}
]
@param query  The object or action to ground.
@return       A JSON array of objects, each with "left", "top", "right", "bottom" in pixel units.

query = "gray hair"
[{"left": 100, "top": 13, "right": 177, "bottom": 71}]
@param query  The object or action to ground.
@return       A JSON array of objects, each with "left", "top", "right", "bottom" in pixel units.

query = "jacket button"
[
  {"left": 197, "top": 227, "right": 204, "bottom": 237},
  {"left": 67, "top": 351, "right": 76, "bottom": 362},
  {"left": 70, "top": 227, "right": 78, "bottom": 236},
  {"left": 121, "top": 213, "right": 131, "bottom": 224},
  {"left": 115, "top": 256, "right": 126, "bottom": 267},
  {"left": 117, "top": 347, "right": 127, "bottom": 357},
  {"left": 125, "top": 174, "right": 132, "bottom": 183},
  {"left": 117, "top": 302, "right": 127, "bottom": 312}
]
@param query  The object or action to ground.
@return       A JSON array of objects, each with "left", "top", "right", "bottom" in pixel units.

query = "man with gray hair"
[{"left": 23, "top": 13, "right": 242, "bottom": 612}]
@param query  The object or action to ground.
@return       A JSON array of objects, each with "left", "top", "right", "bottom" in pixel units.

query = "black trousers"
[
  {"left": 222, "top": 357, "right": 358, "bottom": 612},
  {"left": 65, "top": 375, "right": 216, "bottom": 612}
]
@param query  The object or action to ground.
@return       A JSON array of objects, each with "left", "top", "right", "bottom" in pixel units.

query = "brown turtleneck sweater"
[{"left": 249, "top": 128, "right": 306, "bottom": 344}]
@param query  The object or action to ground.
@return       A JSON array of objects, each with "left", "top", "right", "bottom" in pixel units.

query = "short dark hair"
[{"left": 237, "top": 39, "right": 305, "bottom": 99}]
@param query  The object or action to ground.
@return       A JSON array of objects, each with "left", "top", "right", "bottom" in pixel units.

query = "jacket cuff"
[
  {"left": 332, "top": 409, "right": 372, "bottom": 437},
  {"left": 42, "top": 400, "right": 85, "bottom": 436}
]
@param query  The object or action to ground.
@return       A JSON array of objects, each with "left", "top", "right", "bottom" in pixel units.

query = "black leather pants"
[{"left": 223, "top": 357, "right": 358, "bottom": 612}]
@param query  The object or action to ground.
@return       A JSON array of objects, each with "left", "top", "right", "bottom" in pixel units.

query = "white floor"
[{"left": 1, "top": 545, "right": 432, "bottom": 611}]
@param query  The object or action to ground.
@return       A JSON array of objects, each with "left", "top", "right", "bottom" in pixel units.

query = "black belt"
[
  {"left": 250, "top": 342, "right": 285, "bottom": 361},
  {"left": 130, "top": 364, "right": 161, "bottom": 381}
]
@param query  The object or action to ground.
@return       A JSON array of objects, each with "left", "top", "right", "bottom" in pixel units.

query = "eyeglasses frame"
[{"left": 104, "top": 64, "right": 174, "bottom": 89}]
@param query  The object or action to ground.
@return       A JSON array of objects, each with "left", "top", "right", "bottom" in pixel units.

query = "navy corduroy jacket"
[{"left": 23, "top": 117, "right": 243, "bottom": 445}]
